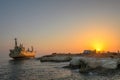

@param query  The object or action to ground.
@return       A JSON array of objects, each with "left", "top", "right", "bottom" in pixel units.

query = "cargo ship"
[{"left": 9, "top": 38, "right": 35, "bottom": 59}]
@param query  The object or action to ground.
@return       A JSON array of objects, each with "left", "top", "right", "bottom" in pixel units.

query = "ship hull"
[
  {"left": 9, "top": 52, "right": 35, "bottom": 59},
  {"left": 12, "top": 56, "right": 35, "bottom": 59}
]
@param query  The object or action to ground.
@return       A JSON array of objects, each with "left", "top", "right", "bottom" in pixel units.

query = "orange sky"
[{"left": 0, "top": 0, "right": 120, "bottom": 57}]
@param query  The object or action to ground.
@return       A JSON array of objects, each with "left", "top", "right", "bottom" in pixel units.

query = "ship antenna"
[
  {"left": 14, "top": 38, "right": 17, "bottom": 47},
  {"left": 31, "top": 46, "right": 34, "bottom": 52}
]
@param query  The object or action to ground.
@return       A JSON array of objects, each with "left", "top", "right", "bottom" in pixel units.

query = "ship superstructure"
[{"left": 9, "top": 38, "right": 35, "bottom": 59}]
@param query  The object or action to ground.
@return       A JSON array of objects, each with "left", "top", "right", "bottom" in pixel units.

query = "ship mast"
[
  {"left": 14, "top": 38, "right": 17, "bottom": 47},
  {"left": 31, "top": 46, "right": 34, "bottom": 52}
]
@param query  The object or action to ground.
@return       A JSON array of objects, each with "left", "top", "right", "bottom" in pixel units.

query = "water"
[
  {"left": 0, "top": 58, "right": 73, "bottom": 80},
  {"left": 1, "top": 58, "right": 120, "bottom": 80}
]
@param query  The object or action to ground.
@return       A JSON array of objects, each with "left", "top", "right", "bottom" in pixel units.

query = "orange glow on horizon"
[{"left": 25, "top": 19, "right": 120, "bottom": 54}]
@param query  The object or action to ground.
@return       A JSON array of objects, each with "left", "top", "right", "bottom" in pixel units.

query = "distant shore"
[{"left": 39, "top": 52, "right": 120, "bottom": 61}]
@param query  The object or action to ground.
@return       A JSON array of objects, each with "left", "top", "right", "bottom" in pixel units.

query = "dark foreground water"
[
  {"left": 1, "top": 58, "right": 120, "bottom": 80},
  {"left": 0, "top": 58, "right": 74, "bottom": 80}
]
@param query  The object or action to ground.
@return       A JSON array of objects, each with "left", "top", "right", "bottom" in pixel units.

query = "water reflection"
[
  {"left": 0, "top": 59, "right": 72, "bottom": 80},
  {"left": 8, "top": 59, "right": 29, "bottom": 80}
]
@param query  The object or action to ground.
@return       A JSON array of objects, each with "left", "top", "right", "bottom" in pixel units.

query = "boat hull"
[
  {"left": 9, "top": 52, "right": 35, "bottom": 59},
  {"left": 12, "top": 56, "right": 35, "bottom": 59}
]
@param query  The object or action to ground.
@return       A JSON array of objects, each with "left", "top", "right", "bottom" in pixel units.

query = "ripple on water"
[{"left": 0, "top": 59, "right": 72, "bottom": 80}]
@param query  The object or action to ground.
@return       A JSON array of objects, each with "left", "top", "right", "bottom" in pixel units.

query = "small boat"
[{"left": 9, "top": 38, "right": 35, "bottom": 59}]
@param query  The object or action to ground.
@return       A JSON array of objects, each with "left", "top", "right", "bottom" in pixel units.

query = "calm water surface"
[{"left": 0, "top": 58, "right": 73, "bottom": 80}]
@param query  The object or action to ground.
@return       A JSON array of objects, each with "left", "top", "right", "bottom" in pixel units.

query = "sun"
[
  {"left": 93, "top": 42, "right": 103, "bottom": 52},
  {"left": 96, "top": 48, "right": 101, "bottom": 52}
]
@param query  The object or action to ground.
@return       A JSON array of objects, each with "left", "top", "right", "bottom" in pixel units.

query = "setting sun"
[
  {"left": 96, "top": 48, "right": 101, "bottom": 52},
  {"left": 93, "top": 42, "right": 103, "bottom": 52}
]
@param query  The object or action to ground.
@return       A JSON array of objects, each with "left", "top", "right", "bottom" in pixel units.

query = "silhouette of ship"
[{"left": 9, "top": 38, "right": 35, "bottom": 59}]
